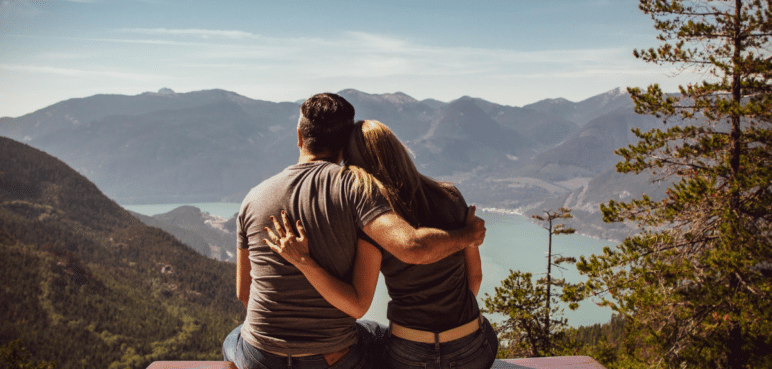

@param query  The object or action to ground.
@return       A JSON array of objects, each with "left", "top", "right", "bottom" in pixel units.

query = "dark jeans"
[
  {"left": 383, "top": 317, "right": 498, "bottom": 369},
  {"left": 223, "top": 321, "right": 387, "bottom": 369}
]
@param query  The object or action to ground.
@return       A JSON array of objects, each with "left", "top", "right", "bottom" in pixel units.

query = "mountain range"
[{"left": 0, "top": 87, "right": 668, "bottom": 241}]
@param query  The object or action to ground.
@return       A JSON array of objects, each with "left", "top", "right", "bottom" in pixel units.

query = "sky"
[{"left": 0, "top": 0, "right": 700, "bottom": 118}]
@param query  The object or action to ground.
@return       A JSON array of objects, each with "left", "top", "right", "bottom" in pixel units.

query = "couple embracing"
[{"left": 222, "top": 93, "right": 499, "bottom": 369}]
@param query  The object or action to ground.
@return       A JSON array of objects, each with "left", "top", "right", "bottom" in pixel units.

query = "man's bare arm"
[
  {"left": 363, "top": 205, "right": 485, "bottom": 265},
  {"left": 236, "top": 248, "right": 251, "bottom": 307}
]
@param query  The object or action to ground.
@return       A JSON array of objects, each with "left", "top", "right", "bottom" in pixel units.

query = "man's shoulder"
[
  {"left": 251, "top": 162, "right": 338, "bottom": 186},
  {"left": 244, "top": 166, "right": 294, "bottom": 194},
  {"left": 296, "top": 161, "right": 356, "bottom": 187},
  {"left": 242, "top": 162, "right": 351, "bottom": 202}
]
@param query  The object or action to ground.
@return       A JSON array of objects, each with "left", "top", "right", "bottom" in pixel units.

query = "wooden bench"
[
  {"left": 146, "top": 362, "right": 236, "bottom": 369},
  {"left": 147, "top": 356, "right": 604, "bottom": 369},
  {"left": 493, "top": 356, "right": 606, "bottom": 368}
]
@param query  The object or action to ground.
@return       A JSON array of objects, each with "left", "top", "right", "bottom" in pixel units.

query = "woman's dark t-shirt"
[{"left": 375, "top": 184, "right": 480, "bottom": 331}]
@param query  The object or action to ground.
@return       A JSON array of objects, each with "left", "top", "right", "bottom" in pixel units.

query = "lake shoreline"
[{"left": 123, "top": 202, "right": 615, "bottom": 327}]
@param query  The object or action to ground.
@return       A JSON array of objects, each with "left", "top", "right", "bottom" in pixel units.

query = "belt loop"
[
  {"left": 286, "top": 354, "right": 292, "bottom": 369},
  {"left": 434, "top": 331, "right": 441, "bottom": 366}
]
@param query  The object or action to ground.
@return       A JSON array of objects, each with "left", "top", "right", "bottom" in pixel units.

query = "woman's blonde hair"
[{"left": 342, "top": 120, "right": 455, "bottom": 227}]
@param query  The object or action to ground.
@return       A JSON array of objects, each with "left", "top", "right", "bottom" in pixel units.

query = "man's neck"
[{"left": 298, "top": 151, "right": 339, "bottom": 164}]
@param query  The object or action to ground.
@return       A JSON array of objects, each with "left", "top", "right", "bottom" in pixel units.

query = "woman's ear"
[{"left": 297, "top": 129, "right": 303, "bottom": 149}]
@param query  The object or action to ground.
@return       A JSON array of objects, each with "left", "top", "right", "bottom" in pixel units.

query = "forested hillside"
[{"left": 0, "top": 137, "right": 243, "bottom": 368}]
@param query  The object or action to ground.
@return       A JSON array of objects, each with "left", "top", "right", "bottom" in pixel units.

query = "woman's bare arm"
[
  {"left": 464, "top": 245, "right": 482, "bottom": 297},
  {"left": 264, "top": 211, "right": 381, "bottom": 319},
  {"left": 363, "top": 205, "right": 485, "bottom": 265}
]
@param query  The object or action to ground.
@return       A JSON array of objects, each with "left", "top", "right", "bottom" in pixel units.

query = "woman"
[{"left": 264, "top": 120, "right": 498, "bottom": 369}]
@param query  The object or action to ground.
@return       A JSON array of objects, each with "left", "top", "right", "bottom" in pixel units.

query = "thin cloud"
[
  {"left": 0, "top": 0, "right": 45, "bottom": 19},
  {"left": 118, "top": 28, "right": 262, "bottom": 40},
  {"left": 0, "top": 64, "right": 160, "bottom": 81},
  {"left": 140, "top": 29, "right": 635, "bottom": 80}
]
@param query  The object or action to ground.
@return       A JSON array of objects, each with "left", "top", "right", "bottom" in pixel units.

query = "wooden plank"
[
  {"left": 493, "top": 356, "right": 606, "bottom": 368},
  {"left": 146, "top": 362, "right": 237, "bottom": 369},
  {"left": 147, "top": 356, "right": 604, "bottom": 369}
]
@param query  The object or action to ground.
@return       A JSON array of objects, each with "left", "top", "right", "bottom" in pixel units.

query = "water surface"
[{"left": 124, "top": 203, "right": 616, "bottom": 327}]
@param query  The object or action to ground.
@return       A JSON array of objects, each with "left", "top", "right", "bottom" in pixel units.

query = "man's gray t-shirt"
[{"left": 237, "top": 161, "right": 390, "bottom": 355}]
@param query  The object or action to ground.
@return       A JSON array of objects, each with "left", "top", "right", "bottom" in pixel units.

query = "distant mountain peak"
[
  {"left": 540, "top": 97, "right": 573, "bottom": 105},
  {"left": 599, "top": 87, "right": 629, "bottom": 100},
  {"left": 158, "top": 87, "right": 175, "bottom": 95},
  {"left": 523, "top": 87, "right": 633, "bottom": 126},
  {"left": 609, "top": 86, "right": 627, "bottom": 96},
  {"left": 455, "top": 95, "right": 476, "bottom": 102},
  {"left": 338, "top": 89, "right": 418, "bottom": 106}
]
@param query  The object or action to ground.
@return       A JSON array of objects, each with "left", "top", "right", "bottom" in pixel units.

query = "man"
[{"left": 222, "top": 93, "right": 486, "bottom": 369}]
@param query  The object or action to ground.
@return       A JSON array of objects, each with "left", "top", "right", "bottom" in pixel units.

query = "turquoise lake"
[{"left": 124, "top": 203, "right": 616, "bottom": 328}]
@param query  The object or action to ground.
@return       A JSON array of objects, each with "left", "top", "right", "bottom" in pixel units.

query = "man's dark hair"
[{"left": 298, "top": 93, "right": 355, "bottom": 155}]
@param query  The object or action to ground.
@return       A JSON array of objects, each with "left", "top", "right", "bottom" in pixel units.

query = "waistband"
[
  {"left": 261, "top": 346, "right": 351, "bottom": 366},
  {"left": 389, "top": 314, "right": 483, "bottom": 344},
  {"left": 261, "top": 348, "right": 315, "bottom": 357}
]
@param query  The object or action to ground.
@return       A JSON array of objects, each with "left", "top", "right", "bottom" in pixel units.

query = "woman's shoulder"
[
  {"left": 420, "top": 181, "right": 467, "bottom": 227},
  {"left": 433, "top": 182, "right": 466, "bottom": 207},
  {"left": 437, "top": 182, "right": 461, "bottom": 197}
]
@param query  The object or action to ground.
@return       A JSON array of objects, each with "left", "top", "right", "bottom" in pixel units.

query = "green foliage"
[
  {"left": 0, "top": 340, "right": 57, "bottom": 369},
  {"left": 0, "top": 137, "right": 243, "bottom": 369},
  {"left": 483, "top": 270, "right": 569, "bottom": 358},
  {"left": 556, "top": 315, "right": 651, "bottom": 369},
  {"left": 571, "top": 1, "right": 772, "bottom": 367},
  {"left": 483, "top": 208, "right": 577, "bottom": 358}
]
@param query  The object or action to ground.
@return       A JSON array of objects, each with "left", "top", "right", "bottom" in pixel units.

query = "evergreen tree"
[
  {"left": 531, "top": 208, "right": 576, "bottom": 354},
  {"left": 571, "top": 1, "right": 772, "bottom": 367},
  {"left": 483, "top": 208, "right": 576, "bottom": 358}
]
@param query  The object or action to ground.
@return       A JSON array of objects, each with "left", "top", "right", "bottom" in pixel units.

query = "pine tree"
[
  {"left": 531, "top": 208, "right": 576, "bottom": 354},
  {"left": 483, "top": 208, "right": 576, "bottom": 358},
  {"left": 571, "top": 1, "right": 772, "bottom": 367}
]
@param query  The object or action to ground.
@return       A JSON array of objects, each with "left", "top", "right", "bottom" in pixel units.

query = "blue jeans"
[
  {"left": 223, "top": 321, "right": 387, "bottom": 369},
  {"left": 383, "top": 317, "right": 498, "bottom": 369}
]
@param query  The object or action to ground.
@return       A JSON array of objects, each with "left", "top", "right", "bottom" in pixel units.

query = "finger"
[
  {"left": 262, "top": 238, "right": 280, "bottom": 252},
  {"left": 264, "top": 227, "right": 280, "bottom": 243},
  {"left": 477, "top": 220, "right": 486, "bottom": 247},
  {"left": 281, "top": 211, "right": 295, "bottom": 237},
  {"left": 270, "top": 216, "right": 286, "bottom": 238},
  {"left": 295, "top": 220, "right": 306, "bottom": 241},
  {"left": 466, "top": 205, "right": 476, "bottom": 224}
]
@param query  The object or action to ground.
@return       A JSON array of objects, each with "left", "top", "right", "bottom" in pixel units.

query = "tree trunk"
[{"left": 545, "top": 217, "right": 552, "bottom": 355}]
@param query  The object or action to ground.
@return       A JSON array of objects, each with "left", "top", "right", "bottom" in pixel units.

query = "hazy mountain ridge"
[
  {"left": 338, "top": 89, "right": 438, "bottom": 142},
  {"left": 523, "top": 87, "right": 634, "bottom": 126},
  {"left": 412, "top": 97, "right": 534, "bottom": 177},
  {"left": 0, "top": 87, "right": 675, "bottom": 240},
  {"left": 130, "top": 205, "right": 236, "bottom": 262},
  {"left": 519, "top": 108, "right": 661, "bottom": 181},
  {"left": 467, "top": 96, "right": 578, "bottom": 148},
  {"left": 2, "top": 89, "right": 300, "bottom": 204}
]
